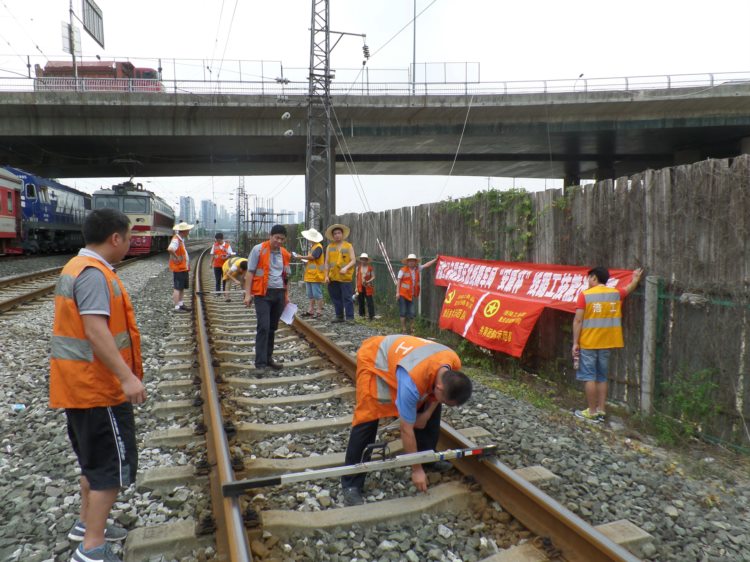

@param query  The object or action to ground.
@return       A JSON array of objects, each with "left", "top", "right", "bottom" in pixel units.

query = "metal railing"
[{"left": 0, "top": 67, "right": 748, "bottom": 98}]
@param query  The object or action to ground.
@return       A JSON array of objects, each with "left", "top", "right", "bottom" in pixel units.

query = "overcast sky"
[{"left": 1, "top": 0, "right": 749, "bottom": 218}]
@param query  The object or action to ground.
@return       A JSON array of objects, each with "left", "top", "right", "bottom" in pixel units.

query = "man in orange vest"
[
  {"left": 355, "top": 252, "right": 376, "bottom": 320},
  {"left": 572, "top": 266, "right": 643, "bottom": 423},
  {"left": 167, "top": 221, "right": 194, "bottom": 313},
  {"left": 341, "top": 335, "right": 472, "bottom": 506},
  {"left": 396, "top": 253, "right": 438, "bottom": 334},
  {"left": 210, "top": 232, "right": 235, "bottom": 297},
  {"left": 244, "top": 224, "right": 291, "bottom": 373},
  {"left": 49, "top": 208, "right": 146, "bottom": 562}
]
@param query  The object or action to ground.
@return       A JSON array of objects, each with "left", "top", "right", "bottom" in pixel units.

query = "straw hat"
[
  {"left": 173, "top": 221, "right": 195, "bottom": 231},
  {"left": 359, "top": 253, "right": 370, "bottom": 261},
  {"left": 301, "top": 228, "right": 324, "bottom": 243},
  {"left": 325, "top": 223, "right": 350, "bottom": 241},
  {"left": 401, "top": 253, "right": 419, "bottom": 264}
]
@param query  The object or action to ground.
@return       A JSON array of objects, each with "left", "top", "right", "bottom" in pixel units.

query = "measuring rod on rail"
[{"left": 222, "top": 444, "right": 497, "bottom": 497}]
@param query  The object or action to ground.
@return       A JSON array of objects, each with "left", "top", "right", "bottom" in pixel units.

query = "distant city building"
[
  {"left": 200, "top": 199, "right": 217, "bottom": 231},
  {"left": 179, "top": 196, "right": 196, "bottom": 224},
  {"left": 297, "top": 211, "right": 304, "bottom": 224}
]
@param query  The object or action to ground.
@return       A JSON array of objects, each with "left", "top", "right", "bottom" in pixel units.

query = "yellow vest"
[
  {"left": 327, "top": 241, "right": 354, "bottom": 282},
  {"left": 303, "top": 243, "right": 326, "bottom": 283},
  {"left": 580, "top": 285, "right": 624, "bottom": 349}
]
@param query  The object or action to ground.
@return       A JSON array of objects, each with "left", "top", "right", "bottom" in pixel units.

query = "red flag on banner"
[{"left": 438, "top": 283, "right": 545, "bottom": 357}]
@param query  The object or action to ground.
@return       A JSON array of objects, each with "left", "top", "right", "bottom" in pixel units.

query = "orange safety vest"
[
  {"left": 303, "top": 242, "right": 326, "bottom": 283},
  {"left": 169, "top": 234, "right": 189, "bottom": 272},
  {"left": 49, "top": 256, "right": 143, "bottom": 409},
  {"left": 356, "top": 263, "right": 375, "bottom": 296},
  {"left": 398, "top": 266, "right": 420, "bottom": 300},
  {"left": 250, "top": 241, "right": 291, "bottom": 296},
  {"left": 579, "top": 285, "right": 624, "bottom": 349},
  {"left": 352, "top": 335, "right": 461, "bottom": 425},
  {"left": 211, "top": 241, "right": 231, "bottom": 268},
  {"left": 327, "top": 241, "right": 354, "bottom": 282}
]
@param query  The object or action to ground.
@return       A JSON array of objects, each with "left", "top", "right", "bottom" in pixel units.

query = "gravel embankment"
[{"left": 0, "top": 264, "right": 748, "bottom": 562}]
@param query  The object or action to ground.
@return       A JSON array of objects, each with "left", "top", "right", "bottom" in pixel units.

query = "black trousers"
[
  {"left": 341, "top": 403, "right": 442, "bottom": 491},
  {"left": 357, "top": 292, "right": 375, "bottom": 319},
  {"left": 213, "top": 267, "right": 227, "bottom": 293},
  {"left": 254, "top": 288, "right": 285, "bottom": 367}
]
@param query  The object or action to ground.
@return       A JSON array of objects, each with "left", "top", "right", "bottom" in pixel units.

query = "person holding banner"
[
  {"left": 572, "top": 266, "right": 643, "bottom": 422},
  {"left": 340, "top": 335, "right": 472, "bottom": 506},
  {"left": 396, "top": 253, "right": 438, "bottom": 334}
]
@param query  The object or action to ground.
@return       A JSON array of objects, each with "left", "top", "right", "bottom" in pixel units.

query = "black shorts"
[
  {"left": 173, "top": 270, "right": 190, "bottom": 290},
  {"left": 66, "top": 402, "right": 138, "bottom": 490}
]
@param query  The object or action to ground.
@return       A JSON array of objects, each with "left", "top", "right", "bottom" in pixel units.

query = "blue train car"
[{"left": 3, "top": 166, "right": 91, "bottom": 253}]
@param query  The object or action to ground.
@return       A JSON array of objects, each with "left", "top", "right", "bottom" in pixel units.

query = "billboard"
[{"left": 82, "top": 0, "right": 104, "bottom": 48}]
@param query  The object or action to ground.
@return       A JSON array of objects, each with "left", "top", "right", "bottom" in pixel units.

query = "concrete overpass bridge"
[{"left": 1, "top": 71, "right": 750, "bottom": 188}]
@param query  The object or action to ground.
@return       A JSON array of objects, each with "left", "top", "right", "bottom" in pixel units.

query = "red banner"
[
  {"left": 435, "top": 256, "right": 632, "bottom": 314},
  {"left": 434, "top": 256, "right": 634, "bottom": 356},
  {"left": 438, "top": 283, "right": 545, "bottom": 357}
]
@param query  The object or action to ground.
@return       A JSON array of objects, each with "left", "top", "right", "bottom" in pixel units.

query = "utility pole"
[
  {"left": 236, "top": 177, "right": 245, "bottom": 251},
  {"left": 305, "top": 0, "right": 334, "bottom": 230}
]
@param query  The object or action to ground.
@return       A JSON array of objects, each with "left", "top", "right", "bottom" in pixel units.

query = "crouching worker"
[
  {"left": 340, "top": 335, "right": 472, "bottom": 506},
  {"left": 221, "top": 256, "right": 248, "bottom": 301}
]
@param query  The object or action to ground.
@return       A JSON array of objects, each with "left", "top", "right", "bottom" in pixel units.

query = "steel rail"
[
  {"left": 290, "top": 318, "right": 639, "bottom": 561},
  {"left": 194, "top": 249, "right": 252, "bottom": 562}
]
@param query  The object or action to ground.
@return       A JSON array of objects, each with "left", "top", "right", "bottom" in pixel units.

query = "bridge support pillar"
[
  {"left": 674, "top": 148, "right": 701, "bottom": 165},
  {"left": 740, "top": 137, "right": 750, "bottom": 155},
  {"left": 594, "top": 163, "right": 615, "bottom": 181}
]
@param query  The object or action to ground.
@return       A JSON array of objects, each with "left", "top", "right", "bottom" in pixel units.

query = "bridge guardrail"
[{"left": 0, "top": 71, "right": 748, "bottom": 97}]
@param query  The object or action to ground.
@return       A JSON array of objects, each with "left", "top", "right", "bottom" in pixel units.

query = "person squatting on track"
[
  {"left": 167, "top": 221, "right": 194, "bottom": 313},
  {"left": 221, "top": 256, "right": 248, "bottom": 301},
  {"left": 210, "top": 232, "right": 235, "bottom": 296},
  {"left": 355, "top": 252, "right": 376, "bottom": 320},
  {"left": 324, "top": 223, "right": 356, "bottom": 322},
  {"left": 296, "top": 227, "right": 326, "bottom": 319},
  {"left": 396, "top": 253, "right": 438, "bottom": 334},
  {"left": 49, "top": 208, "right": 146, "bottom": 562},
  {"left": 340, "top": 335, "right": 472, "bottom": 506},
  {"left": 244, "top": 224, "right": 291, "bottom": 374},
  {"left": 573, "top": 266, "right": 643, "bottom": 423}
]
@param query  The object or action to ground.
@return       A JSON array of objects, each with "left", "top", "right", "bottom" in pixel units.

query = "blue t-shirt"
[{"left": 395, "top": 366, "right": 421, "bottom": 424}]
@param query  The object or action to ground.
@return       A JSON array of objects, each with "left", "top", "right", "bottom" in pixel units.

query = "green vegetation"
[
  {"left": 633, "top": 367, "right": 721, "bottom": 446},
  {"left": 439, "top": 188, "right": 536, "bottom": 261}
]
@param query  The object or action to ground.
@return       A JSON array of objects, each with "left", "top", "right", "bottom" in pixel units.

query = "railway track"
[
  {"left": 0, "top": 243, "right": 203, "bottom": 314},
  {"left": 127, "top": 249, "right": 648, "bottom": 562}
]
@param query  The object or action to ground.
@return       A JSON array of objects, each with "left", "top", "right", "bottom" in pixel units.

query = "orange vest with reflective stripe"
[
  {"left": 398, "top": 266, "right": 420, "bottom": 300},
  {"left": 49, "top": 256, "right": 143, "bottom": 409},
  {"left": 169, "top": 234, "right": 188, "bottom": 272},
  {"left": 356, "top": 264, "right": 374, "bottom": 296},
  {"left": 352, "top": 335, "right": 461, "bottom": 425},
  {"left": 303, "top": 243, "right": 326, "bottom": 283},
  {"left": 211, "top": 241, "right": 231, "bottom": 268},
  {"left": 579, "top": 285, "right": 624, "bottom": 349},
  {"left": 250, "top": 241, "right": 291, "bottom": 296}
]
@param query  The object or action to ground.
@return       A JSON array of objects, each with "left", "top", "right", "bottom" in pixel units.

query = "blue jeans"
[
  {"left": 576, "top": 348, "right": 611, "bottom": 383},
  {"left": 398, "top": 296, "right": 416, "bottom": 318},
  {"left": 328, "top": 281, "right": 354, "bottom": 319}
]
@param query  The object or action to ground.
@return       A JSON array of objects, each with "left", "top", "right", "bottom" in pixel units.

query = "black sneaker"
[
  {"left": 178, "top": 304, "right": 192, "bottom": 312},
  {"left": 342, "top": 486, "right": 364, "bottom": 506},
  {"left": 332, "top": 317, "right": 345, "bottom": 323},
  {"left": 268, "top": 359, "right": 283, "bottom": 371}
]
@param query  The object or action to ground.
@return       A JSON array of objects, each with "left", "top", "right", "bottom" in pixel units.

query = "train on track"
[
  {"left": 92, "top": 181, "right": 175, "bottom": 256},
  {"left": 34, "top": 61, "right": 165, "bottom": 93},
  {"left": 0, "top": 165, "right": 91, "bottom": 254}
]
